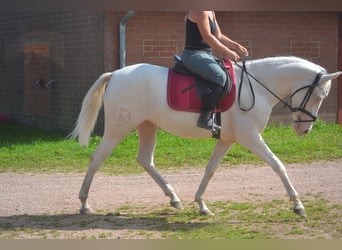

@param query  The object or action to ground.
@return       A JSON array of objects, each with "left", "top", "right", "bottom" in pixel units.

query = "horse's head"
[{"left": 291, "top": 71, "right": 342, "bottom": 136}]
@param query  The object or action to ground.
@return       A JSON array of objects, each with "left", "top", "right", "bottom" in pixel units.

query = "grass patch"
[
  {"left": 1, "top": 196, "right": 340, "bottom": 239},
  {"left": 1, "top": 120, "right": 342, "bottom": 175}
]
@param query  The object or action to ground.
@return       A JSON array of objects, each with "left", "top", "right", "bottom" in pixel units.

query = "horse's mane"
[{"left": 246, "top": 56, "right": 326, "bottom": 73}]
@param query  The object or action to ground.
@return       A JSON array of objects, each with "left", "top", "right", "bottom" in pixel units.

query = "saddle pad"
[{"left": 167, "top": 59, "right": 236, "bottom": 113}]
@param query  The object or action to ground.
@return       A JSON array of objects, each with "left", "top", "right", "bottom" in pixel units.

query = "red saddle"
[{"left": 167, "top": 58, "right": 236, "bottom": 113}]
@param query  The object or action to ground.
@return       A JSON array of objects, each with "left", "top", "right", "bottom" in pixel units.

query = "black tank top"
[{"left": 185, "top": 16, "right": 217, "bottom": 50}]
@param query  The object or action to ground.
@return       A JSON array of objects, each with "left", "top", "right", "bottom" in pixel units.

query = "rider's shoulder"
[{"left": 187, "top": 11, "right": 210, "bottom": 23}]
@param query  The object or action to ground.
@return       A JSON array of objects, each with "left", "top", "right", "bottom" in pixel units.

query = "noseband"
[{"left": 236, "top": 58, "right": 324, "bottom": 123}]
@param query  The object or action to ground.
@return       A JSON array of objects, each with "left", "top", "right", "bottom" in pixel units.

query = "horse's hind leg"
[
  {"left": 195, "top": 140, "right": 233, "bottom": 216},
  {"left": 136, "top": 121, "right": 183, "bottom": 210},
  {"left": 79, "top": 134, "right": 119, "bottom": 214}
]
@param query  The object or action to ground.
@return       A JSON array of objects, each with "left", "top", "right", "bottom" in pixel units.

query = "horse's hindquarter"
[{"left": 103, "top": 64, "right": 166, "bottom": 124}]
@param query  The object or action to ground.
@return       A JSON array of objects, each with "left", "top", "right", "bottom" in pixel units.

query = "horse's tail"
[{"left": 69, "top": 72, "right": 112, "bottom": 146}]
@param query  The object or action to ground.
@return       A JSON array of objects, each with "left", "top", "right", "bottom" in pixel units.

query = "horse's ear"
[{"left": 321, "top": 71, "right": 342, "bottom": 83}]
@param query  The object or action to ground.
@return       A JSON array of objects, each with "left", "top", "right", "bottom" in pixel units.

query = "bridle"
[
  {"left": 288, "top": 72, "right": 324, "bottom": 122},
  {"left": 236, "top": 58, "right": 325, "bottom": 123}
]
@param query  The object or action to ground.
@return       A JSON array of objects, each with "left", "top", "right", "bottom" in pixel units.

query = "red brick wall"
[
  {"left": 106, "top": 12, "right": 338, "bottom": 73},
  {"left": 126, "top": 12, "right": 185, "bottom": 66},
  {"left": 104, "top": 11, "right": 185, "bottom": 69}
]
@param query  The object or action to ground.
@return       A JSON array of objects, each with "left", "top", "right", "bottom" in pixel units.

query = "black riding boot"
[
  {"left": 197, "top": 111, "right": 221, "bottom": 131},
  {"left": 197, "top": 84, "right": 223, "bottom": 131}
]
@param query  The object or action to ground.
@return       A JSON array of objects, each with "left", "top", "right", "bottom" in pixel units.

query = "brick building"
[{"left": 0, "top": 11, "right": 341, "bottom": 133}]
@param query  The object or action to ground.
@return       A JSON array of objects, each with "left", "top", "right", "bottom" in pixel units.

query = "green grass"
[
  {"left": 0, "top": 120, "right": 342, "bottom": 174},
  {"left": 1, "top": 196, "right": 340, "bottom": 239}
]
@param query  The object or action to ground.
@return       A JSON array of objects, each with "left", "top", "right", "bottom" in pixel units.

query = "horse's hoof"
[
  {"left": 170, "top": 200, "right": 184, "bottom": 210},
  {"left": 80, "top": 206, "right": 93, "bottom": 215},
  {"left": 293, "top": 208, "right": 307, "bottom": 217},
  {"left": 199, "top": 209, "right": 215, "bottom": 217}
]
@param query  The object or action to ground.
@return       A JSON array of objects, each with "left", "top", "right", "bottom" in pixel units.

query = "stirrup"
[
  {"left": 198, "top": 122, "right": 220, "bottom": 132},
  {"left": 210, "top": 112, "right": 221, "bottom": 132},
  {"left": 197, "top": 112, "right": 221, "bottom": 132}
]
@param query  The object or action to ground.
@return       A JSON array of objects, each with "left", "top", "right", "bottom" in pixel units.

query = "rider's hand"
[
  {"left": 236, "top": 45, "right": 249, "bottom": 57},
  {"left": 224, "top": 49, "right": 240, "bottom": 62}
]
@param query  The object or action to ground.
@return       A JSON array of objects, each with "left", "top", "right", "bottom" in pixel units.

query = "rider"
[{"left": 181, "top": 11, "right": 248, "bottom": 131}]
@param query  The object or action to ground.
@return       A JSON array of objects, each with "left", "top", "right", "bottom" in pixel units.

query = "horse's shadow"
[{"left": 0, "top": 212, "right": 211, "bottom": 234}]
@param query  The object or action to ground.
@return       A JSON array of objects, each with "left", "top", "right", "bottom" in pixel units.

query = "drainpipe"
[{"left": 119, "top": 11, "right": 134, "bottom": 68}]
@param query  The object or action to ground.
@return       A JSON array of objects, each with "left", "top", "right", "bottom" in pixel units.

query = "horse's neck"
[{"left": 244, "top": 58, "right": 311, "bottom": 104}]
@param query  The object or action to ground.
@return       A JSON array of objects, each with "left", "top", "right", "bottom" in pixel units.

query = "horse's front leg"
[
  {"left": 195, "top": 140, "right": 233, "bottom": 216},
  {"left": 136, "top": 121, "right": 183, "bottom": 210},
  {"left": 239, "top": 133, "right": 306, "bottom": 217}
]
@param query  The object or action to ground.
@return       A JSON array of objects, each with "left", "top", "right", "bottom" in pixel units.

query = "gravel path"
[{"left": 0, "top": 160, "right": 341, "bottom": 216}]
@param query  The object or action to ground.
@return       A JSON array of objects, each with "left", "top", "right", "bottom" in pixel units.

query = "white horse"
[{"left": 70, "top": 56, "right": 341, "bottom": 217}]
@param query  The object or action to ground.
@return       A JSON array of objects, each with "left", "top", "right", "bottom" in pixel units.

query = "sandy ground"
[{"left": 0, "top": 160, "right": 341, "bottom": 217}]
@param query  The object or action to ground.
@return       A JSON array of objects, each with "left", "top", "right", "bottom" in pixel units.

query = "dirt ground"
[
  {"left": 0, "top": 160, "right": 341, "bottom": 238},
  {"left": 1, "top": 160, "right": 341, "bottom": 215}
]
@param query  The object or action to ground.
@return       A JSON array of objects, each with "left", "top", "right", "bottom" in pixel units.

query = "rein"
[{"left": 235, "top": 57, "right": 324, "bottom": 123}]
